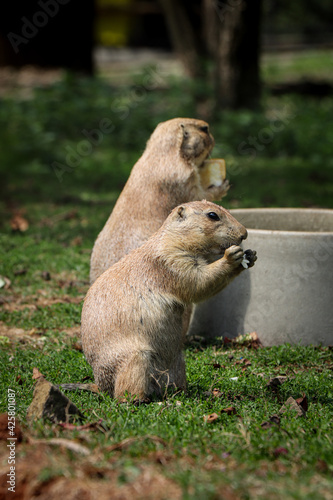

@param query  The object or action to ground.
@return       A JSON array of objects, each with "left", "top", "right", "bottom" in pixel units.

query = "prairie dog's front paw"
[
  {"left": 208, "top": 178, "right": 230, "bottom": 201},
  {"left": 218, "top": 178, "right": 230, "bottom": 198},
  {"left": 224, "top": 245, "right": 244, "bottom": 266}
]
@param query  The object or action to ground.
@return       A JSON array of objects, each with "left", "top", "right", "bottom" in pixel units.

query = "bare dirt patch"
[
  {"left": 0, "top": 441, "right": 182, "bottom": 500},
  {"left": 1, "top": 294, "right": 83, "bottom": 313},
  {"left": 0, "top": 66, "right": 63, "bottom": 98},
  {"left": 0, "top": 321, "right": 37, "bottom": 342},
  {"left": 0, "top": 321, "right": 81, "bottom": 344}
]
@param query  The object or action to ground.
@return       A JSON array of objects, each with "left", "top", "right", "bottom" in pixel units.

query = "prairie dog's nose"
[{"left": 241, "top": 228, "right": 248, "bottom": 241}]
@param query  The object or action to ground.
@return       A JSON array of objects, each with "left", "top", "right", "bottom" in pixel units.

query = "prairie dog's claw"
[{"left": 243, "top": 249, "right": 257, "bottom": 268}]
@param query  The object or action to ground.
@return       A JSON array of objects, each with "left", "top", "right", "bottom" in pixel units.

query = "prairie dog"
[
  {"left": 90, "top": 118, "right": 230, "bottom": 284},
  {"left": 81, "top": 200, "right": 257, "bottom": 401}
]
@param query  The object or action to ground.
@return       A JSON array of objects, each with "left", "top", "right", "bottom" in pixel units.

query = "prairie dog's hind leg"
[{"left": 113, "top": 350, "right": 153, "bottom": 402}]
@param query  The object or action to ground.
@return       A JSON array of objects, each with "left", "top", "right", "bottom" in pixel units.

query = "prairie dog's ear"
[
  {"left": 176, "top": 205, "right": 186, "bottom": 220},
  {"left": 180, "top": 123, "right": 189, "bottom": 138}
]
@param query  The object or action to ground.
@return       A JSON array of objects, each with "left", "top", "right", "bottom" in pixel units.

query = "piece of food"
[
  {"left": 241, "top": 255, "right": 250, "bottom": 269},
  {"left": 200, "top": 159, "right": 226, "bottom": 189}
]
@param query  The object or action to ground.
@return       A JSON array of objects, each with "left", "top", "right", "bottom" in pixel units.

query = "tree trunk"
[
  {"left": 202, "top": 0, "right": 219, "bottom": 57},
  {"left": 158, "top": 0, "right": 203, "bottom": 77},
  {"left": 161, "top": 0, "right": 262, "bottom": 110},
  {"left": 212, "top": 0, "right": 262, "bottom": 109}
]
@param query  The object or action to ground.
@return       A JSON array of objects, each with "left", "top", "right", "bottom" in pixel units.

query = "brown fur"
[
  {"left": 81, "top": 200, "right": 257, "bottom": 401},
  {"left": 90, "top": 118, "right": 229, "bottom": 284}
]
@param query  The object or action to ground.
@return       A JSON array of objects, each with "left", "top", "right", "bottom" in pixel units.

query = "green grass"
[
  {"left": 1, "top": 51, "right": 333, "bottom": 498},
  {"left": 1, "top": 62, "right": 333, "bottom": 210},
  {"left": 262, "top": 49, "right": 333, "bottom": 84},
  {"left": 0, "top": 336, "right": 332, "bottom": 498}
]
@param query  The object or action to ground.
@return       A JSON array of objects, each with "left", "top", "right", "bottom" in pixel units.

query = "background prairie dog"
[
  {"left": 82, "top": 200, "right": 257, "bottom": 401},
  {"left": 90, "top": 118, "right": 230, "bottom": 284}
]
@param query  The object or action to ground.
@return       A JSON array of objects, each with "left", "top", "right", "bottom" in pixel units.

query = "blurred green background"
[{"left": 0, "top": 0, "right": 332, "bottom": 249}]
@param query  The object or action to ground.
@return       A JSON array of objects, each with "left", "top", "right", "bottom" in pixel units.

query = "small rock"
[
  {"left": 279, "top": 396, "right": 306, "bottom": 417},
  {"left": 27, "top": 377, "right": 84, "bottom": 423}
]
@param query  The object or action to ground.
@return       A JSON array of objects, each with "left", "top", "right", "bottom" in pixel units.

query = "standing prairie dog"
[
  {"left": 81, "top": 200, "right": 257, "bottom": 401},
  {"left": 90, "top": 118, "right": 230, "bottom": 284}
]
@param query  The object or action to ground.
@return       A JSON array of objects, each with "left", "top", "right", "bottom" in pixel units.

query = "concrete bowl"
[{"left": 189, "top": 208, "right": 333, "bottom": 346}]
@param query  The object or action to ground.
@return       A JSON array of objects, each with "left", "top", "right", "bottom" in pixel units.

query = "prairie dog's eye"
[
  {"left": 199, "top": 125, "right": 209, "bottom": 134},
  {"left": 207, "top": 212, "right": 220, "bottom": 221}
]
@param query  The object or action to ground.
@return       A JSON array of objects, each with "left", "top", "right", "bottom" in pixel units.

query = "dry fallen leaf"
[
  {"left": 41, "top": 271, "right": 51, "bottom": 281},
  {"left": 267, "top": 376, "right": 289, "bottom": 389},
  {"left": 261, "top": 421, "right": 272, "bottom": 430},
  {"left": 212, "top": 363, "right": 223, "bottom": 369},
  {"left": 273, "top": 447, "right": 288, "bottom": 458},
  {"left": 0, "top": 276, "right": 11, "bottom": 290},
  {"left": 296, "top": 394, "right": 308, "bottom": 412},
  {"left": 72, "top": 341, "right": 83, "bottom": 351},
  {"left": 58, "top": 419, "right": 105, "bottom": 432},
  {"left": 32, "top": 367, "right": 45, "bottom": 380},
  {"left": 204, "top": 413, "right": 219, "bottom": 423},
  {"left": 261, "top": 414, "right": 281, "bottom": 429},
  {"left": 235, "top": 358, "right": 251, "bottom": 367},
  {"left": 10, "top": 214, "right": 29, "bottom": 232},
  {"left": 226, "top": 332, "right": 262, "bottom": 349},
  {"left": 37, "top": 438, "right": 90, "bottom": 456},
  {"left": 70, "top": 236, "right": 83, "bottom": 247},
  {"left": 221, "top": 406, "right": 236, "bottom": 415},
  {"left": 212, "top": 388, "right": 223, "bottom": 398},
  {"left": 316, "top": 459, "right": 329, "bottom": 473},
  {"left": 203, "top": 388, "right": 224, "bottom": 398},
  {"left": 246, "top": 332, "right": 262, "bottom": 349},
  {"left": 106, "top": 435, "right": 167, "bottom": 452},
  {"left": 13, "top": 268, "right": 27, "bottom": 276}
]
